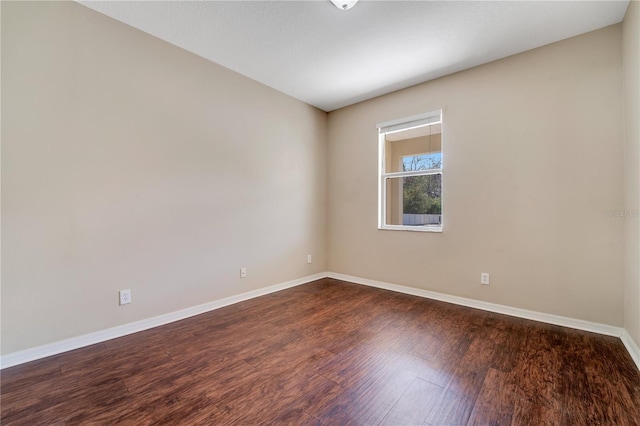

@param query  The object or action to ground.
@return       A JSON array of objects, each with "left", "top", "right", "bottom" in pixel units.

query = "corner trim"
[
  {"left": 327, "top": 272, "right": 640, "bottom": 371},
  {"left": 0, "top": 273, "right": 327, "bottom": 369}
]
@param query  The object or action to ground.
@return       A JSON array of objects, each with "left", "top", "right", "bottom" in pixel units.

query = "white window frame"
[{"left": 378, "top": 110, "right": 443, "bottom": 232}]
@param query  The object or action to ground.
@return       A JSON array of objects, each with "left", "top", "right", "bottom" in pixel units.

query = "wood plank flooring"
[{"left": 2, "top": 278, "right": 639, "bottom": 425}]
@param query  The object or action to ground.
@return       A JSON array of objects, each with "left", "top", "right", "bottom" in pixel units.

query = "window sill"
[{"left": 378, "top": 225, "right": 443, "bottom": 233}]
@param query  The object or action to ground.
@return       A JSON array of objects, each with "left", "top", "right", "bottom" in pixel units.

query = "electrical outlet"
[
  {"left": 119, "top": 289, "right": 131, "bottom": 305},
  {"left": 307, "top": 254, "right": 312, "bottom": 264},
  {"left": 480, "top": 273, "right": 490, "bottom": 285},
  {"left": 240, "top": 267, "right": 247, "bottom": 278}
]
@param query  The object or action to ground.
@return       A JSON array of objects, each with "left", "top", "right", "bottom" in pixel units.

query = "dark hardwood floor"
[{"left": 2, "top": 278, "right": 639, "bottom": 425}]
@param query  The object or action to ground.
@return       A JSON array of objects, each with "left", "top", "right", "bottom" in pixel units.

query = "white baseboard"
[
  {"left": 3, "top": 271, "right": 639, "bottom": 373},
  {"left": 620, "top": 329, "right": 640, "bottom": 369},
  {"left": 0, "top": 272, "right": 326, "bottom": 369},
  {"left": 327, "top": 272, "right": 640, "bottom": 371}
]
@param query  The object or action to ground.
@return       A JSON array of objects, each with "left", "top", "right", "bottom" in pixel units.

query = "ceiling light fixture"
[{"left": 330, "top": 0, "right": 358, "bottom": 11}]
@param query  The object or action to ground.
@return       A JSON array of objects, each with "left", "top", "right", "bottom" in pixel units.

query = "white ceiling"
[{"left": 78, "top": 0, "right": 630, "bottom": 112}]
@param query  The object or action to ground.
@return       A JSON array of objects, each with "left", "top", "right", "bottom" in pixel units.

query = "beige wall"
[
  {"left": 623, "top": 0, "right": 640, "bottom": 347},
  {"left": 1, "top": 1, "right": 634, "bottom": 358},
  {"left": 328, "top": 25, "right": 625, "bottom": 326},
  {"left": 1, "top": 1, "right": 327, "bottom": 354}
]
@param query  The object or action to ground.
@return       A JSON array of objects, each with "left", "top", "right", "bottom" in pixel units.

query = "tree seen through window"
[{"left": 402, "top": 153, "right": 442, "bottom": 215}]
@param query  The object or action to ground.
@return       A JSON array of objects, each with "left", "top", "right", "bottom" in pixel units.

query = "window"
[{"left": 378, "top": 111, "right": 443, "bottom": 232}]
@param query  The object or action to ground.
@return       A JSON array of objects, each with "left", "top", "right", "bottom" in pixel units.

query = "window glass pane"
[
  {"left": 385, "top": 175, "right": 442, "bottom": 226},
  {"left": 402, "top": 153, "right": 442, "bottom": 171},
  {"left": 385, "top": 123, "right": 441, "bottom": 173}
]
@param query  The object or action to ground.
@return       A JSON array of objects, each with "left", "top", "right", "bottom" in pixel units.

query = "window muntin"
[{"left": 378, "top": 111, "right": 443, "bottom": 231}]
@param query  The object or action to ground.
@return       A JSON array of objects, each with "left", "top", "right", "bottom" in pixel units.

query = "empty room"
[{"left": 2, "top": 0, "right": 640, "bottom": 424}]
